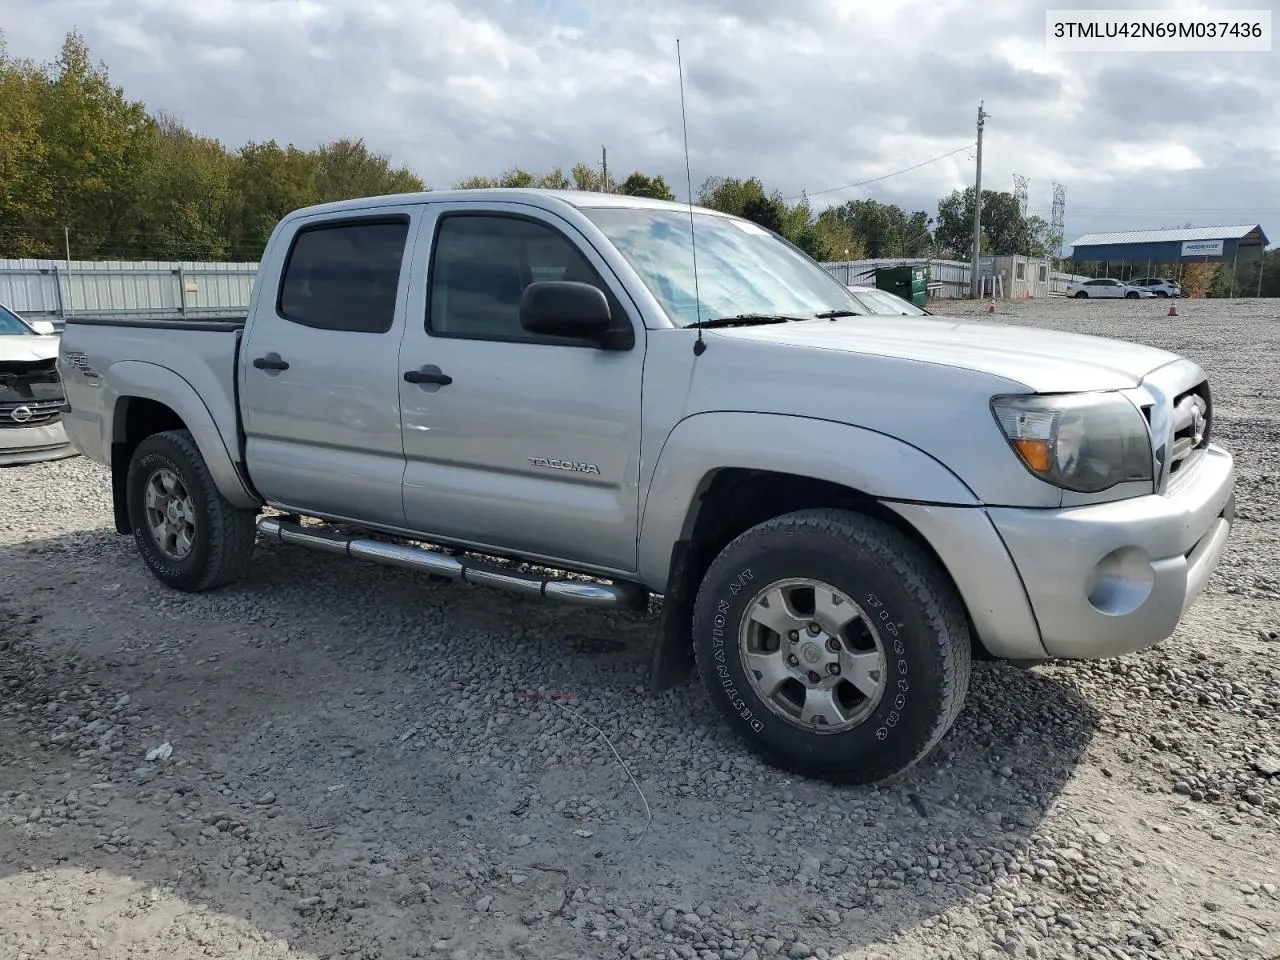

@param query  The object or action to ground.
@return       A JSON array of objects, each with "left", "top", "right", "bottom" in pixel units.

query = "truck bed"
[{"left": 57, "top": 315, "right": 248, "bottom": 471}]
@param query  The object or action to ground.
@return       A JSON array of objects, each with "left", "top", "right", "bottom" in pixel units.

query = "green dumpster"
[{"left": 874, "top": 264, "right": 929, "bottom": 309}]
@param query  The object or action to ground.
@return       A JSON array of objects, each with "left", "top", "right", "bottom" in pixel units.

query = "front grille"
[
  {"left": 0, "top": 398, "right": 63, "bottom": 428},
  {"left": 0, "top": 358, "right": 64, "bottom": 429},
  {"left": 1166, "top": 381, "right": 1211, "bottom": 481}
]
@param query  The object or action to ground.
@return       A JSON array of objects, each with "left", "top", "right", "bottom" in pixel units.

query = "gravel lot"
[{"left": 2, "top": 296, "right": 1278, "bottom": 960}]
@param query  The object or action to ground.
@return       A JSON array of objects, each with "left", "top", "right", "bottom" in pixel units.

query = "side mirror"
[
  {"left": 519, "top": 281, "right": 617, "bottom": 344},
  {"left": 30, "top": 320, "right": 56, "bottom": 336}
]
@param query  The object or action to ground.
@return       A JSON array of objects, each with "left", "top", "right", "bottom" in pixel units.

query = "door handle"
[
  {"left": 253, "top": 353, "right": 289, "bottom": 371},
  {"left": 404, "top": 367, "right": 452, "bottom": 386}
]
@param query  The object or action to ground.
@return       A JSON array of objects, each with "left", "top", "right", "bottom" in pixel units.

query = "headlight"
[{"left": 991, "top": 392, "right": 1153, "bottom": 493}]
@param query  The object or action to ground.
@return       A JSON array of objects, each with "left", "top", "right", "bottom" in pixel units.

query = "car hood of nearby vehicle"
[
  {"left": 707, "top": 313, "right": 1181, "bottom": 393},
  {"left": 0, "top": 335, "right": 59, "bottom": 363}
]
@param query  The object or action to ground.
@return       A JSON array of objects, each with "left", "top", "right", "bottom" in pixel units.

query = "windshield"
[
  {"left": 0, "top": 304, "right": 35, "bottom": 336},
  {"left": 580, "top": 206, "right": 864, "bottom": 326},
  {"left": 850, "top": 288, "right": 927, "bottom": 316}
]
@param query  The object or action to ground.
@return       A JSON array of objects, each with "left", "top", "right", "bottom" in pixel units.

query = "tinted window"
[
  {"left": 0, "top": 304, "right": 33, "bottom": 336},
  {"left": 278, "top": 218, "right": 409, "bottom": 333},
  {"left": 428, "top": 214, "right": 616, "bottom": 341}
]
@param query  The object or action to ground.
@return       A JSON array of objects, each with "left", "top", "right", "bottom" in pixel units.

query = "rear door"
[
  {"left": 395, "top": 201, "right": 646, "bottom": 573},
  {"left": 239, "top": 206, "right": 421, "bottom": 527}
]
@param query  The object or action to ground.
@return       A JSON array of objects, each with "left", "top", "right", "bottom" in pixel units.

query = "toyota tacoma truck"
[{"left": 56, "top": 189, "right": 1236, "bottom": 784}]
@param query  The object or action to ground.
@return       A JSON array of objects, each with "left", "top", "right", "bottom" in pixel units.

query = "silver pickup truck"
[{"left": 56, "top": 189, "right": 1236, "bottom": 784}]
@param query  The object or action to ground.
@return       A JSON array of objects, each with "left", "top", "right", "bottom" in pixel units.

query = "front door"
[{"left": 396, "top": 202, "right": 646, "bottom": 573}]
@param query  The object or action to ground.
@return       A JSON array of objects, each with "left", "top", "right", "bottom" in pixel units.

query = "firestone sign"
[{"left": 1181, "top": 239, "right": 1225, "bottom": 257}]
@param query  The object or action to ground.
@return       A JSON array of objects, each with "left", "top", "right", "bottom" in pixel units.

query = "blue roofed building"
[{"left": 1068, "top": 224, "right": 1269, "bottom": 273}]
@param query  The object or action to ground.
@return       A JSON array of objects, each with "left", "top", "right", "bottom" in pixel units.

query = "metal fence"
[
  {"left": 820, "top": 258, "right": 1087, "bottom": 298},
  {"left": 1, "top": 256, "right": 1094, "bottom": 328},
  {"left": 0, "top": 259, "right": 257, "bottom": 326}
]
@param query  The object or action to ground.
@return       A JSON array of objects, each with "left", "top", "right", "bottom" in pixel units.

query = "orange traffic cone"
[{"left": 1167, "top": 304, "right": 1177, "bottom": 317}]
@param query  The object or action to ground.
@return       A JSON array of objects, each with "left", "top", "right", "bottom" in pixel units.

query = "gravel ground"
[{"left": 2, "top": 296, "right": 1278, "bottom": 960}]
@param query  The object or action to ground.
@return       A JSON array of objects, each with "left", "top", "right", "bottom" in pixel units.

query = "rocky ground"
[{"left": 1, "top": 296, "right": 1278, "bottom": 960}]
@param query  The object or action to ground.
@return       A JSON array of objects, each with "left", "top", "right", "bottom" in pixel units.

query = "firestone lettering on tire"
[
  {"left": 710, "top": 583, "right": 765, "bottom": 732},
  {"left": 866, "top": 591, "right": 911, "bottom": 744}
]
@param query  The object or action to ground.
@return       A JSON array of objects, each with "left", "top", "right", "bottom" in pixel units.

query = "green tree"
[
  {"left": 125, "top": 111, "right": 234, "bottom": 259},
  {"left": 0, "top": 34, "right": 50, "bottom": 256},
  {"left": 817, "top": 200, "right": 932, "bottom": 259},
  {"left": 935, "top": 187, "right": 1037, "bottom": 259},
  {"left": 32, "top": 31, "right": 153, "bottom": 257},
  {"left": 813, "top": 213, "right": 865, "bottom": 261},
  {"left": 454, "top": 166, "right": 574, "bottom": 190},
  {"left": 617, "top": 171, "right": 675, "bottom": 201},
  {"left": 224, "top": 140, "right": 318, "bottom": 260},
  {"left": 314, "top": 136, "right": 425, "bottom": 202}
]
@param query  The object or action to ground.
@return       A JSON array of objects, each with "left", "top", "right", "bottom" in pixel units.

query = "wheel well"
[
  {"left": 109, "top": 398, "right": 188, "bottom": 535},
  {"left": 680, "top": 468, "right": 992, "bottom": 660}
]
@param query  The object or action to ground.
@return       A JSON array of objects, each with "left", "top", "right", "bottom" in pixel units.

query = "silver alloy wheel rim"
[
  {"left": 738, "top": 577, "right": 887, "bottom": 733},
  {"left": 143, "top": 467, "right": 196, "bottom": 561}
]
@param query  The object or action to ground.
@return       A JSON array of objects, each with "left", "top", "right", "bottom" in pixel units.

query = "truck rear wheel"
[
  {"left": 690, "top": 508, "right": 971, "bottom": 784},
  {"left": 125, "top": 429, "right": 257, "bottom": 592}
]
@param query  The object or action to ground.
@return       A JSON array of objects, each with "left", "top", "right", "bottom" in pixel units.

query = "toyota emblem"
[
  {"left": 10, "top": 405, "right": 34, "bottom": 424},
  {"left": 1190, "top": 405, "right": 1205, "bottom": 445}
]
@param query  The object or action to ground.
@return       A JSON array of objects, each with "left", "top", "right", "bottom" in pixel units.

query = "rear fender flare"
[{"left": 107, "top": 361, "right": 258, "bottom": 509}]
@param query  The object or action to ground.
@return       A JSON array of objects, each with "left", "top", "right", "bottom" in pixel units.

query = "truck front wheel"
[
  {"left": 691, "top": 508, "right": 972, "bottom": 784},
  {"left": 125, "top": 429, "right": 257, "bottom": 592}
]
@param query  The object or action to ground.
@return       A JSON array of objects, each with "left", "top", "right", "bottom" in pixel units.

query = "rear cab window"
[{"left": 276, "top": 217, "right": 411, "bottom": 334}]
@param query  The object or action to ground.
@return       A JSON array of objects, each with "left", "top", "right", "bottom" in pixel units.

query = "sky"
[{"left": 3, "top": 0, "right": 1277, "bottom": 255}]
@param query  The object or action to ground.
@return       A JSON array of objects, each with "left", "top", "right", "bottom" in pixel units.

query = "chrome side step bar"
[{"left": 256, "top": 516, "right": 649, "bottom": 611}]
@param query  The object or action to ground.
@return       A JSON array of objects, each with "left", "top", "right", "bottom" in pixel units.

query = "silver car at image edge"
[{"left": 0, "top": 302, "right": 77, "bottom": 467}]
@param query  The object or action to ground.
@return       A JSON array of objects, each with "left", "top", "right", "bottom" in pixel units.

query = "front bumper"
[
  {"left": 988, "top": 443, "right": 1235, "bottom": 659},
  {"left": 0, "top": 421, "right": 79, "bottom": 467}
]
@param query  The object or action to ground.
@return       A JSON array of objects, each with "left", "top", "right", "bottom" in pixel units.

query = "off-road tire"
[
  {"left": 125, "top": 429, "right": 257, "bottom": 592},
  {"left": 690, "top": 508, "right": 972, "bottom": 784}
]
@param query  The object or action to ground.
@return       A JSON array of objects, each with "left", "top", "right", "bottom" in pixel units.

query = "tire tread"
[
  {"left": 130, "top": 429, "right": 257, "bottom": 592},
  {"left": 692, "top": 507, "right": 972, "bottom": 783}
]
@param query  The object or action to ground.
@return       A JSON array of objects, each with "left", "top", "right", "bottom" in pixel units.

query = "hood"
[
  {"left": 0, "top": 335, "right": 59, "bottom": 363},
  {"left": 710, "top": 313, "right": 1180, "bottom": 393}
]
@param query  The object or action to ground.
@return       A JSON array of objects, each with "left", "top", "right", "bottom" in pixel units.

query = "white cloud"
[{"left": 1, "top": 0, "right": 1276, "bottom": 246}]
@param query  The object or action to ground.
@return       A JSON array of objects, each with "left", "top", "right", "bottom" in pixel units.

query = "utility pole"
[
  {"left": 64, "top": 226, "right": 74, "bottom": 317},
  {"left": 601, "top": 145, "right": 608, "bottom": 193},
  {"left": 969, "top": 101, "right": 990, "bottom": 299}
]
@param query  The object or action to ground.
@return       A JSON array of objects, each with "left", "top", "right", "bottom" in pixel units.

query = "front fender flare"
[
  {"left": 107, "top": 360, "right": 258, "bottom": 509},
  {"left": 636, "top": 412, "right": 980, "bottom": 589}
]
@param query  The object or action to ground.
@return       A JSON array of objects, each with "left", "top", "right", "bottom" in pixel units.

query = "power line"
[{"left": 786, "top": 143, "right": 975, "bottom": 202}]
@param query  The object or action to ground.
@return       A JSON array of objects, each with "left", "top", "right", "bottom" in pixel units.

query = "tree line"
[{"left": 15, "top": 26, "right": 1274, "bottom": 302}]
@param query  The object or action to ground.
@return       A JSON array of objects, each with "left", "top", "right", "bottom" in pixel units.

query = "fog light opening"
[{"left": 1086, "top": 546, "right": 1156, "bottom": 617}]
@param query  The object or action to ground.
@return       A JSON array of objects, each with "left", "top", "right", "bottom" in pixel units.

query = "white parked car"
[
  {"left": 1126, "top": 277, "right": 1182, "bottom": 298},
  {"left": 0, "top": 302, "right": 77, "bottom": 467},
  {"left": 1065, "top": 278, "right": 1155, "bottom": 299},
  {"left": 845, "top": 284, "right": 931, "bottom": 316}
]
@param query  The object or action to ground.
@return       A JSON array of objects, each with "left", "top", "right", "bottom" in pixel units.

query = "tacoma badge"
[{"left": 528, "top": 457, "right": 600, "bottom": 475}]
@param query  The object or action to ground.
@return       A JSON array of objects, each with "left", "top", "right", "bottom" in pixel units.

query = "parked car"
[
  {"left": 57, "top": 189, "right": 1235, "bottom": 785},
  {"left": 845, "top": 284, "right": 931, "bottom": 316},
  {"left": 1, "top": 302, "right": 77, "bottom": 467},
  {"left": 1126, "top": 277, "right": 1182, "bottom": 298},
  {"left": 1065, "top": 278, "right": 1155, "bottom": 299}
]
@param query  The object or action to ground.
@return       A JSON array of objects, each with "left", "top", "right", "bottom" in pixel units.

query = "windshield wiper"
[
  {"left": 813, "top": 309, "right": 862, "bottom": 319},
  {"left": 688, "top": 314, "right": 799, "bottom": 329}
]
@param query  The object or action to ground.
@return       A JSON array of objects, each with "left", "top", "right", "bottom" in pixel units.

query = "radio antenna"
[{"left": 676, "top": 38, "right": 705, "bottom": 356}]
